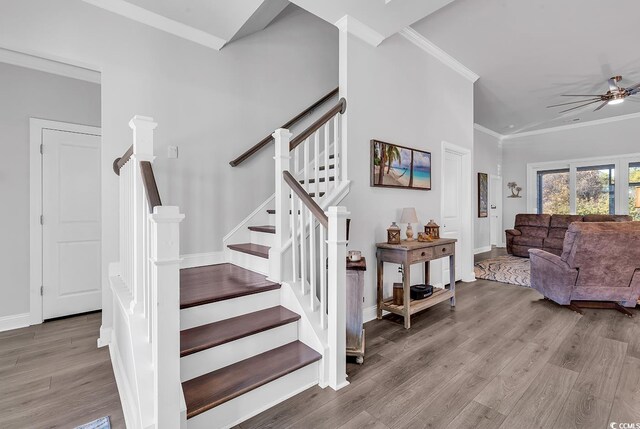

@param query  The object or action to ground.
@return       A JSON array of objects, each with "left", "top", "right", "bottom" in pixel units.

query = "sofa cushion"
[
  {"left": 543, "top": 237, "right": 564, "bottom": 250},
  {"left": 515, "top": 214, "right": 551, "bottom": 228},
  {"left": 513, "top": 235, "right": 544, "bottom": 247},
  {"left": 583, "top": 214, "right": 632, "bottom": 222},
  {"left": 547, "top": 215, "right": 583, "bottom": 238},
  {"left": 517, "top": 226, "right": 549, "bottom": 238}
]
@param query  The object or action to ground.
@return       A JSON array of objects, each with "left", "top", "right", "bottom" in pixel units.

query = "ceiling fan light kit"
[{"left": 547, "top": 75, "right": 640, "bottom": 113}]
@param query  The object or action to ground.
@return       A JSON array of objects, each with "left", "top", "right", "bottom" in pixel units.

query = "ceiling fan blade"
[
  {"left": 558, "top": 100, "right": 601, "bottom": 113},
  {"left": 561, "top": 94, "right": 604, "bottom": 97},
  {"left": 547, "top": 98, "right": 600, "bottom": 108},
  {"left": 625, "top": 82, "right": 640, "bottom": 95},
  {"left": 593, "top": 101, "right": 608, "bottom": 111}
]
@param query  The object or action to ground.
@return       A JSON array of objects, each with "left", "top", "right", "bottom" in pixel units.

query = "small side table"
[
  {"left": 376, "top": 239, "right": 457, "bottom": 329},
  {"left": 346, "top": 257, "right": 366, "bottom": 364}
]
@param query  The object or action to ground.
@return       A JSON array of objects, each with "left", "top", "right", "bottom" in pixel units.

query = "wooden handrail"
[
  {"left": 113, "top": 145, "right": 133, "bottom": 176},
  {"left": 283, "top": 170, "right": 328, "bottom": 228},
  {"left": 289, "top": 98, "right": 346, "bottom": 151},
  {"left": 229, "top": 87, "right": 339, "bottom": 167},
  {"left": 140, "top": 161, "right": 162, "bottom": 211}
]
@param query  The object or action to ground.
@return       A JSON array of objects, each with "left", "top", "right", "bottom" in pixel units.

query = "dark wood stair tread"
[
  {"left": 183, "top": 341, "right": 321, "bottom": 419},
  {"left": 180, "top": 306, "right": 300, "bottom": 357},
  {"left": 180, "top": 263, "right": 279, "bottom": 309},
  {"left": 227, "top": 243, "right": 270, "bottom": 259},
  {"left": 289, "top": 192, "right": 325, "bottom": 198},
  {"left": 248, "top": 225, "right": 275, "bottom": 234}
]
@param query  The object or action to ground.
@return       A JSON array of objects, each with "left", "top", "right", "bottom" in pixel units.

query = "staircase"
[{"left": 107, "top": 89, "right": 350, "bottom": 429}]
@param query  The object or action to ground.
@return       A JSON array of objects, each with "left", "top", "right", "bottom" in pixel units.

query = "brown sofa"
[
  {"left": 506, "top": 214, "right": 632, "bottom": 257},
  {"left": 529, "top": 222, "right": 640, "bottom": 308}
]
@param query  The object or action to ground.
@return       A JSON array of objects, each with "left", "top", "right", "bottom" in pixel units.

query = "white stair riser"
[
  {"left": 250, "top": 231, "right": 276, "bottom": 247},
  {"left": 180, "top": 289, "right": 280, "bottom": 330},
  {"left": 186, "top": 362, "right": 319, "bottom": 429},
  {"left": 180, "top": 322, "right": 298, "bottom": 382},
  {"left": 228, "top": 250, "right": 269, "bottom": 275}
]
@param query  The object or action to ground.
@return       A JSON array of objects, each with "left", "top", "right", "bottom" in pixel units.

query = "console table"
[{"left": 376, "top": 239, "right": 457, "bottom": 329}]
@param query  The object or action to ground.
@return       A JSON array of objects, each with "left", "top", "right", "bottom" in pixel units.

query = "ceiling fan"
[{"left": 547, "top": 75, "right": 640, "bottom": 114}]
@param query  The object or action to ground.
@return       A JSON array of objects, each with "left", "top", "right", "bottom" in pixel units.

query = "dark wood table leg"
[
  {"left": 403, "top": 260, "right": 411, "bottom": 329},
  {"left": 449, "top": 254, "right": 456, "bottom": 307},
  {"left": 376, "top": 251, "right": 383, "bottom": 319},
  {"left": 425, "top": 260, "right": 430, "bottom": 285}
]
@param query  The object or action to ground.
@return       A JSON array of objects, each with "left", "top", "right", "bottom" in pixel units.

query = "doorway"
[
  {"left": 490, "top": 175, "right": 503, "bottom": 247},
  {"left": 440, "top": 141, "right": 474, "bottom": 286},
  {"left": 31, "top": 119, "right": 102, "bottom": 322}
]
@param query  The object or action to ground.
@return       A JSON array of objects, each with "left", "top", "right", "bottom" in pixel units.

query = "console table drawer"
[
  {"left": 436, "top": 243, "right": 454, "bottom": 257},
  {"left": 409, "top": 248, "right": 433, "bottom": 262}
]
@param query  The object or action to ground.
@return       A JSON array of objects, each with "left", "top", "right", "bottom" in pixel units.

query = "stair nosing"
[
  {"left": 227, "top": 243, "right": 270, "bottom": 259},
  {"left": 248, "top": 225, "right": 276, "bottom": 234},
  {"left": 183, "top": 341, "right": 321, "bottom": 419},
  {"left": 180, "top": 306, "right": 300, "bottom": 357}
]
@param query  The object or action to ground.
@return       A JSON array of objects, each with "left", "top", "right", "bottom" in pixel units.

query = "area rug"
[
  {"left": 474, "top": 255, "right": 531, "bottom": 287},
  {"left": 74, "top": 416, "right": 111, "bottom": 429}
]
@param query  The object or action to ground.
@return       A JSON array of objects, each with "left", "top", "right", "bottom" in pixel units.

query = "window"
[
  {"left": 576, "top": 165, "right": 615, "bottom": 215},
  {"left": 630, "top": 162, "right": 640, "bottom": 221},
  {"left": 537, "top": 169, "right": 570, "bottom": 214}
]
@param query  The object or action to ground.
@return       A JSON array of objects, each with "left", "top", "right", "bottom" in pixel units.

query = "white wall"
[
  {"left": 0, "top": 62, "right": 100, "bottom": 320},
  {"left": 502, "top": 117, "right": 640, "bottom": 228},
  {"left": 339, "top": 31, "right": 474, "bottom": 316},
  {"left": 0, "top": 1, "right": 337, "bottom": 329},
  {"left": 473, "top": 128, "right": 501, "bottom": 251}
]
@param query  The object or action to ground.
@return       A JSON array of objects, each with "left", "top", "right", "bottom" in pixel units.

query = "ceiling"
[{"left": 412, "top": 0, "right": 640, "bottom": 135}]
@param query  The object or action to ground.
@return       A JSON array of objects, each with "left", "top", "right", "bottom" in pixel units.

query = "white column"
[
  {"left": 326, "top": 206, "right": 349, "bottom": 390},
  {"left": 269, "top": 128, "right": 292, "bottom": 282},
  {"left": 129, "top": 116, "right": 157, "bottom": 313},
  {"left": 150, "top": 206, "right": 185, "bottom": 429}
]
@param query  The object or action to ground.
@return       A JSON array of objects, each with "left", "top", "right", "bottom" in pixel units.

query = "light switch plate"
[{"left": 168, "top": 146, "right": 178, "bottom": 159}]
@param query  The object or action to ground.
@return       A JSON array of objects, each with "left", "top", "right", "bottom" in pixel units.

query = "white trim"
[
  {"left": 180, "top": 251, "right": 226, "bottom": 269},
  {"left": 223, "top": 194, "right": 274, "bottom": 243},
  {"left": 80, "top": 0, "right": 226, "bottom": 51},
  {"left": 30, "top": 119, "right": 102, "bottom": 325},
  {"left": 399, "top": 28, "right": 479, "bottom": 83},
  {"left": 504, "top": 111, "right": 640, "bottom": 140},
  {"left": 474, "top": 246, "right": 492, "bottom": 255},
  {"left": 0, "top": 47, "right": 100, "bottom": 83},
  {"left": 0, "top": 313, "right": 31, "bottom": 333},
  {"left": 474, "top": 123, "right": 505, "bottom": 141},
  {"left": 108, "top": 335, "right": 137, "bottom": 429},
  {"left": 335, "top": 15, "right": 385, "bottom": 48}
]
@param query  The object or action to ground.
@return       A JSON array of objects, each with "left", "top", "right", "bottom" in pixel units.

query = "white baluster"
[
  {"left": 320, "top": 225, "right": 327, "bottom": 329},
  {"left": 309, "top": 213, "right": 316, "bottom": 311},
  {"left": 149, "top": 206, "right": 184, "bottom": 429},
  {"left": 313, "top": 131, "right": 320, "bottom": 200},
  {"left": 324, "top": 123, "right": 331, "bottom": 193},
  {"left": 333, "top": 116, "right": 340, "bottom": 183},
  {"left": 291, "top": 193, "right": 299, "bottom": 282},
  {"left": 303, "top": 138, "right": 310, "bottom": 192},
  {"left": 326, "top": 206, "right": 349, "bottom": 390},
  {"left": 270, "top": 128, "right": 292, "bottom": 282},
  {"left": 299, "top": 200, "right": 307, "bottom": 294}
]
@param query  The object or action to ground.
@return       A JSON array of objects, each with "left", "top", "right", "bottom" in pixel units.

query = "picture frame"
[
  {"left": 370, "top": 140, "right": 431, "bottom": 191},
  {"left": 478, "top": 172, "right": 488, "bottom": 218}
]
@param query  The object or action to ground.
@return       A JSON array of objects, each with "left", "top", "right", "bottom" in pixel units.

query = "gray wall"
[
  {"left": 0, "top": 0, "right": 337, "bottom": 326},
  {"left": 0, "top": 62, "right": 101, "bottom": 319},
  {"left": 502, "top": 117, "right": 640, "bottom": 228},
  {"left": 341, "top": 32, "right": 474, "bottom": 314},
  {"left": 474, "top": 128, "right": 501, "bottom": 250}
]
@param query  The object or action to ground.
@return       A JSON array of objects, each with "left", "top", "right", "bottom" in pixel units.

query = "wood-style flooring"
[
  {"left": 0, "top": 312, "right": 124, "bottom": 429},
  {"left": 242, "top": 248, "right": 640, "bottom": 429}
]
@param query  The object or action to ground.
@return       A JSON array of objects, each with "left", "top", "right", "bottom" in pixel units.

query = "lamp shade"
[
  {"left": 400, "top": 207, "right": 419, "bottom": 224},
  {"left": 636, "top": 187, "right": 640, "bottom": 208}
]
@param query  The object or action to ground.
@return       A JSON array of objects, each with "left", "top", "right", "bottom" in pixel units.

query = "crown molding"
[
  {"left": 399, "top": 27, "right": 479, "bottom": 83},
  {"left": 503, "top": 111, "right": 640, "bottom": 140},
  {"left": 474, "top": 123, "right": 505, "bottom": 140},
  {"left": 0, "top": 47, "right": 100, "bottom": 83},
  {"left": 335, "top": 15, "right": 385, "bottom": 48},
  {"left": 81, "top": 0, "right": 226, "bottom": 51}
]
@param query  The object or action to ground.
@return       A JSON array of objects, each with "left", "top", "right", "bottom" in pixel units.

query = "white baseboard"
[
  {"left": 98, "top": 326, "right": 112, "bottom": 348},
  {"left": 108, "top": 336, "right": 137, "bottom": 429},
  {"left": 180, "top": 251, "right": 226, "bottom": 269},
  {"left": 363, "top": 305, "right": 378, "bottom": 323},
  {"left": 0, "top": 312, "right": 30, "bottom": 333},
  {"left": 474, "top": 246, "right": 492, "bottom": 255}
]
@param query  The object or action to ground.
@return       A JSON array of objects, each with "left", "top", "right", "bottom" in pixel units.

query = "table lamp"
[{"left": 400, "top": 207, "right": 419, "bottom": 241}]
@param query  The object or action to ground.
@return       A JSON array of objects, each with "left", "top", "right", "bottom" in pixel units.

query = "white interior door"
[
  {"left": 442, "top": 150, "right": 463, "bottom": 285},
  {"left": 490, "top": 175, "right": 502, "bottom": 246},
  {"left": 42, "top": 129, "right": 101, "bottom": 319}
]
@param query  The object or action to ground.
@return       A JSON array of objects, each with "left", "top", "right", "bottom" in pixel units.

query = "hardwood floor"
[
  {"left": 243, "top": 250, "right": 640, "bottom": 429},
  {"left": 0, "top": 312, "right": 124, "bottom": 429}
]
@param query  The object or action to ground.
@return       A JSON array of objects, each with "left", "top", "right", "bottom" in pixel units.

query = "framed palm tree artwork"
[{"left": 370, "top": 140, "right": 431, "bottom": 190}]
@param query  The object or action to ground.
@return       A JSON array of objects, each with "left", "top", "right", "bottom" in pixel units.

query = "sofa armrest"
[
  {"left": 529, "top": 248, "right": 577, "bottom": 305},
  {"left": 529, "top": 248, "right": 567, "bottom": 269},
  {"left": 505, "top": 229, "right": 521, "bottom": 236}
]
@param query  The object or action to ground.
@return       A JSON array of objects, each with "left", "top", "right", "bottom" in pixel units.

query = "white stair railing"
[
  {"left": 270, "top": 97, "right": 350, "bottom": 390},
  {"left": 110, "top": 116, "right": 186, "bottom": 429}
]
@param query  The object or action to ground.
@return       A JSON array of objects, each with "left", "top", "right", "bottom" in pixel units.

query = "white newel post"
[
  {"left": 326, "top": 206, "right": 349, "bottom": 390},
  {"left": 129, "top": 115, "right": 157, "bottom": 314},
  {"left": 150, "top": 206, "right": 185, "bottom": 429},
  {"left": 269, "top": 128, "right": 292, "bottom": 282}
]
